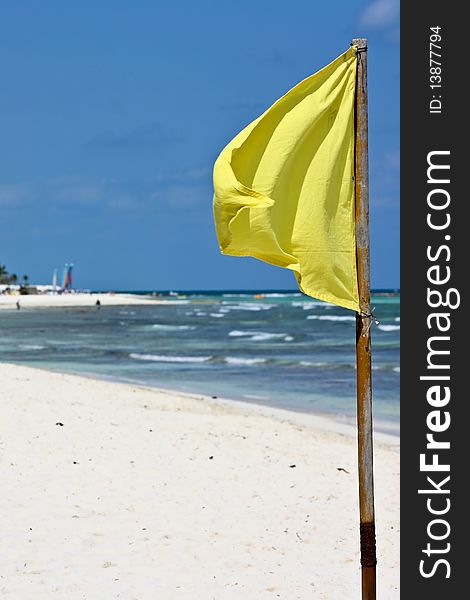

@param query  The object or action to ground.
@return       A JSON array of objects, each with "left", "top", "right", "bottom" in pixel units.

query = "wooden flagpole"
[{"left": 352, "top": 37, "right": 377, "bottom": 600}]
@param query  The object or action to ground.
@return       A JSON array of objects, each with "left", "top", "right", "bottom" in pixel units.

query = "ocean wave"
[
  {"left": 222, "top": 293, "right": 251, "bottom": 298},
  {"left": 209, "top": 313, "right": 225, "bottom": 318},
  {"left": 378, "top": 324, "right": 400, "bottom": 332},
  {"left": 129, "top": 353, "right": 211, "bottom": 363},
  {"left": 263, "top": 292, "right": 300, "bottom": 298},
  {"left": 221, "top": 302, "right": 274, "bottom": 311},
  {"left": 229, "top": 330, "right": 291, "bottom": 342},
  {"left": 151, "top": 323, "right": 196, "bottom": 331},
  {"left": 299, "top": 361, "right": 329, "bottom": 367},
  {"left": 370, "top": 363, "right": 401, "bottom": 372},
  {"left": 306, "top": 315, "right": 355, "bottom": 322},
  {"left": 299, "top": 360, "right": 356, "bottom": 370},
  {"left": 395, "top": 317, "right": 400, "bottom": 322},
  {"left": 292, "top": 301, "right": 325, "bottom": 310},
  {"left": 224, "top": 356, "right": 266, "bottom": 365},
  {"left": 19, "top": 344, "right": 46, "bottom": 350}
]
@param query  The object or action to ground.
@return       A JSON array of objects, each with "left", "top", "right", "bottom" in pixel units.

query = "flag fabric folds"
[{"left": 213, "top": 47, "right": 359, "bottom": 312}]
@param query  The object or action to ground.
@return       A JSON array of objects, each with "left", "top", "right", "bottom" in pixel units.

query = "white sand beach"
[
  {"left": 0, "top": 363, "right": 399, "bottom": 599},
  {"left": 0, "top": 293, "right": 173, "bottom": 310}
]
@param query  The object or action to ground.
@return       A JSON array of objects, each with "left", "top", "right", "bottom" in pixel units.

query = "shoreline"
[
  {"left": 2, "top": 361, "right": 400, "bottom": 444},
  {"left": 108, "top": 377, "right": 400, "bottom": 442},
  {"left": 0, "top": 292, "right": 184, "bottom": 310},
  {"left": 0, "top": 293, "right": 399, "bottom": 438},
  {"left": 73, "top": 371, "right": 400, "bottom": 445},
  {"left": 0, "top": 362, "right": 399, "bottom": 597}
]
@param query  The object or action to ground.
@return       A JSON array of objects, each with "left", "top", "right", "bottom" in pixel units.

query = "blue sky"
[{"left": 0, "top": 0, "right": 399, "bottom": 291}]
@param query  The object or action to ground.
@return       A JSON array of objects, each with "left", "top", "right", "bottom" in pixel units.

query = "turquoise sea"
[{"left": 0, "top": 290, "right": 399, "bottom": 434}]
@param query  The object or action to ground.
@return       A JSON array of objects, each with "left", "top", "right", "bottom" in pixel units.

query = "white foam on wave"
[
  {"left": 151, "top": 323, "right": 196, "bottom": 331},
  {"left": 292, "top": 301, "right": 325, "bottom": 310},
  {"left": 210, "top": 313, "right": 225, "bottom": 318},
  {"left": 222, "top": 293, "right": 251, "bottom": 298},
  {"left": 378, "top": 324, "right": 400, "bottom": 332},
  {"left": 393, "top": 367, "right": 400, "bottom": 373},
  {"left": 19, "top": 344, "right": 46, "bottom": 350},
  {"left": 306, "top": 315, "right": 355, "bottom": 322},
  {"left": 299, "top": 361, "right": 328, "bottom": 367},
  {"left": 263, "top": 293, "right": 299, "bottom": 298},
  {"left": 225, "top": 356, "right": 266, "bottom": 365},
  {"left": 395, "top": 317, "right": 400, "bottom": 322},
  {"left": 229, "top": 330, "right": 291, "bottom": 342},
  {"left": 130, "top": 353, "right": 211, "bottom": 363},
  {"left": 221, "top": 302, "right": 274, "bottom": 312}
]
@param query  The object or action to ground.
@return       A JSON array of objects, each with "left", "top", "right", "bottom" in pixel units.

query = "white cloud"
[
  {"left": 0, "top": 177, "right": 119, "bottom": 209},
  {"left": 384, "top": 150, "right": 400, "bottom": 170},
  {"left": 0, "top": 183, "right": 30, "bottom": 206},
  {"left": 0, "top": 165, "right": 211, "bottom": 212},
  {"left": 371, "top": 195, "right": 399, "bottom": 208},
  {"left": 360, "top": 0, "right": 399, "bottom": 30},
  {"left": 48, "top": 176, "right": 103, "bottom": 205},
  {"left": 83, "top": 123, "right": 183, "bottom": 150}
]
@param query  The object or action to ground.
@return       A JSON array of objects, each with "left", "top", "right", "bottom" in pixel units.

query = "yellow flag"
[{"left": 213, "top": 47, "right": 359, "bottom": 312}]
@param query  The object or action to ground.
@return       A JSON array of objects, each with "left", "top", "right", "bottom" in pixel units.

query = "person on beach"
[
  {"left": 95, "top": 299, "right": 101, "bottom": 308},
  {"left": 16, "top": 300, "right": 20, "bottom": 310}
]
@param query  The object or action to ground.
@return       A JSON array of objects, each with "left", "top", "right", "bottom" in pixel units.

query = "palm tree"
[
  {"left": 0, "top": 264, "right": 9, "bottom": 284},
  {"left": 0, "top": 264, "right": 25, "bottom": 286},
  {"left": 0, "top": 265, "right": 20, "bottom": 285}
]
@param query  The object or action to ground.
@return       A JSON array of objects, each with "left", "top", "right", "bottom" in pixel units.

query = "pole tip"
[
  {"left": 351, "top": 38, "right": 368, "bottom": 50},
  {"left": 351, "top": 38, "right": 367, "bottom": 50}
]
